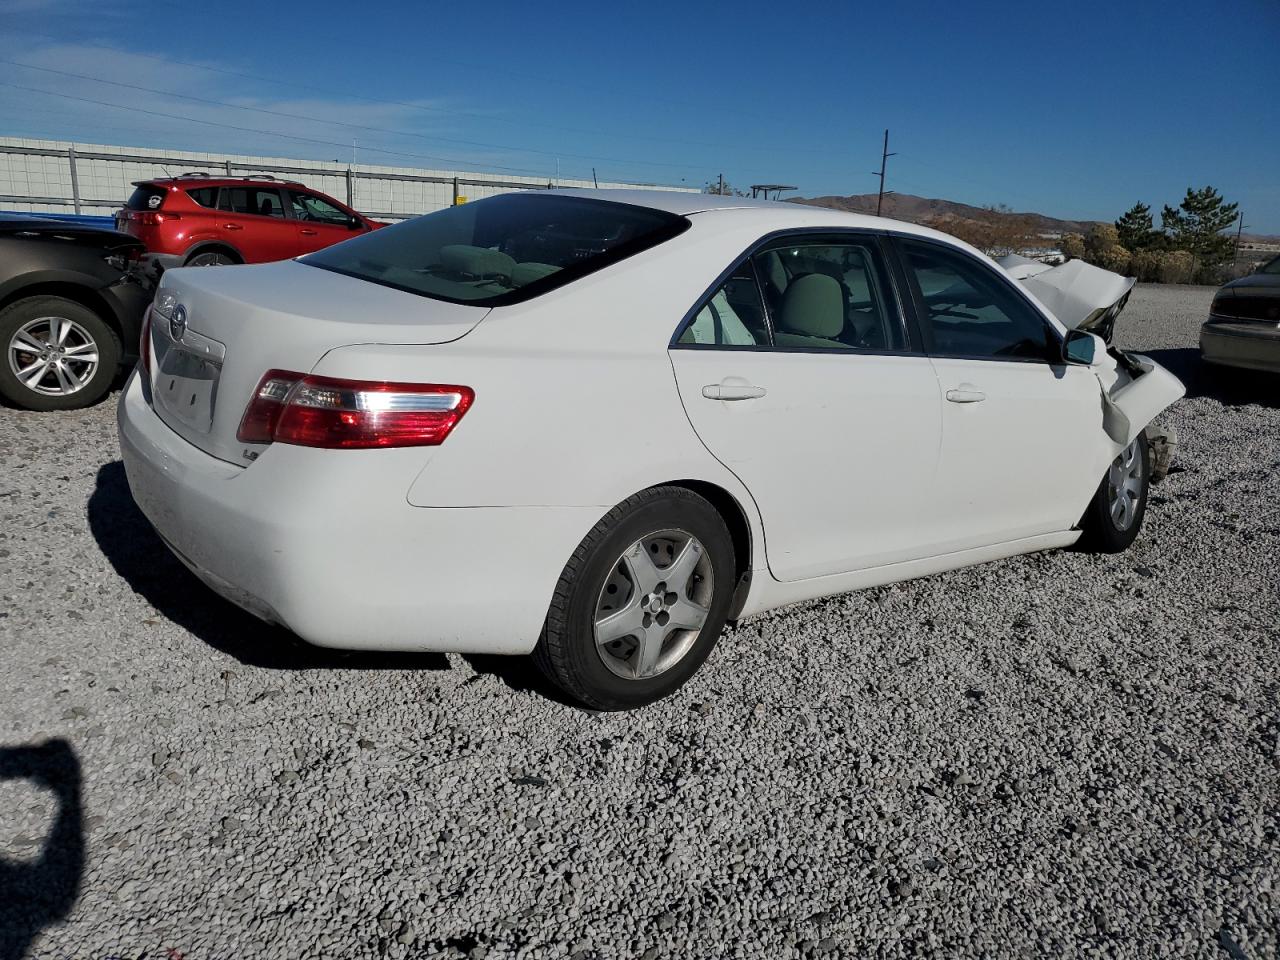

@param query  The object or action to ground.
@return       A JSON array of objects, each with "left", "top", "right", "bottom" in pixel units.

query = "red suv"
[{"left": 115, "top": 174, "right": 382, "bottom": 277}]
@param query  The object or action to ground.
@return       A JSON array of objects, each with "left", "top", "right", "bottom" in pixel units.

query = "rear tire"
[
  {"left": 0, "top": 296, "right": 121, "bottom": 411},
  {"left": 533, "top": 486, "right": 736, "bottom": 710},
  {"left": 1077, "top": 435, "right": 1150, "bottom": 553},
  {"left": 184, "top": 250, "right": 236, "bottom": 267}
]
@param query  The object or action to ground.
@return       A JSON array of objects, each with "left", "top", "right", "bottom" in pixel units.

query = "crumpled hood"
[{"left": 1000, "top": 257, "right": 1136, "bottom": 341}]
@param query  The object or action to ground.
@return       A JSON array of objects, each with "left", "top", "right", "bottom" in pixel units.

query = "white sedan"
[{"left": 118, "top": 190, "right": 1184, "bottom": 709}]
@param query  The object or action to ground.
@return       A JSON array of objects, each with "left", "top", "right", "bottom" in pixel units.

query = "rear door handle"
[
  {"left": 223, "top": 223, "right": 243, "bottom": 230},
  {"left": 946, "top": 384, "right": 986, "bottom": 403},
  {"left": 702, "top": 382, "right": 766, "bottom": 401}
]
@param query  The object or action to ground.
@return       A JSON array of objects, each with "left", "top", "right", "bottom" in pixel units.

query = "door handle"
[
  {"left": 300, "top": 228, "right": 318, "bottom": 236},
  {"left": 702, "top": 382, "right": 766, "bottom": 401},
  {"left": 946, "top": 384, "right": 986, "bottom": 403},
  {"left": 223, "top": 223, "right": 243, "bottom": 230}
]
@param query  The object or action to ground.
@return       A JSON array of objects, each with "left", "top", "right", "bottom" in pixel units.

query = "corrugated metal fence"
[{"left": 0, "top": 138, "right": 693, "bottom": 222}]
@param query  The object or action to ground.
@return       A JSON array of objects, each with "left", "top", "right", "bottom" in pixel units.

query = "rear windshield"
[
  {"left": 126, "top": 185, "right": 168, "bottom": 211},
  {"left": 301, "top": 193, "right": 689, "bottom": 305}
]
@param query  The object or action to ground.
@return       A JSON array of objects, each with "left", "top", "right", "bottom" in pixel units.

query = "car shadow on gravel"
[
  {"left": 1142, "top": 348, "right": 1280, "bottom": 408},
  {"left": 88, "top": 462, "right": 450, "bottom": 673},
  {"left": 0, "top": 739, "right": 83, "bottom": 960}
]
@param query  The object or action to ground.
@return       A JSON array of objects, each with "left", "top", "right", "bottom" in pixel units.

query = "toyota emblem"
[{"left": 169, "top": 304, "right": 187, "bottom": 342}]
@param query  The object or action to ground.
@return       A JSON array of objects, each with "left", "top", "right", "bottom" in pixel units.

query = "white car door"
[
  {"left": 668, "top": 236, "right": 945, "bottom": 582},
  {"left": 895, "top": 237, "right": 1103, "bottom": 551}
]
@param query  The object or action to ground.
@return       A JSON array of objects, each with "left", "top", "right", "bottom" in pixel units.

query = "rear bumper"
[
  {"left": 1200, "top": 319, "right": 1280, "bottom": 374},
  {"left": 117, "top": 371, "right": 597, "bottom": 653}
]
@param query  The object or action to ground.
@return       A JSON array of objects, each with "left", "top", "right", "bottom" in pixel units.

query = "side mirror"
[
  {"left": 348, "top": 217, "right": 364, "bottom": 231},
  {"left": 1063, "top": 329, "right": 1103, "bottom": 365}
]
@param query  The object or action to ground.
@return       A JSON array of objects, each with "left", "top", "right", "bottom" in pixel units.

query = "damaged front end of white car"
[{"left": 1015, "top": 255, "right": 1185, "bottom": 484}]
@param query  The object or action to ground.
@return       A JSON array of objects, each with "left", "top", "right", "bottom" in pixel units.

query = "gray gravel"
[{"left": 2, "top": 283, "right": 1278, "bottom": 959}]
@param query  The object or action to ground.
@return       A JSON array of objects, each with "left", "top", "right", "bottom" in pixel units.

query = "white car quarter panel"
[{"left": 118, "top": 371, "right": 599, "bottom": 653}]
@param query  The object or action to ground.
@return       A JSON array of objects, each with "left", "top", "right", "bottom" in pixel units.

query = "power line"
[
  {"left": 0, "top": 59, "right": 712, "bottom": 174},
  {"left": 0, "top": 80, "right": 592, "bottom": 179}
]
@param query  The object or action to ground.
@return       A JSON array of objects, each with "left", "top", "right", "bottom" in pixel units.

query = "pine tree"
[
  {"left": 1160, "top": 187, "right": 1239, "bottom": 280},
  {"left": 1115, "top": 203, "right": 1157, "bottom": 250}
]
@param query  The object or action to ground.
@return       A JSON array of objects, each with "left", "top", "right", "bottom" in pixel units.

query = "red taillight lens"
[{"left": 237, "top": 372, "right": 474, "bottom": 449}]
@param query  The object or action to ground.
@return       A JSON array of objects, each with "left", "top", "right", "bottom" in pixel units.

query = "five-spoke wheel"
[{"left": 534, "top": 486, "right": 736, "bottom": 710}]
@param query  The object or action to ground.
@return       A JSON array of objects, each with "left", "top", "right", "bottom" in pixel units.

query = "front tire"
[
  {"left": 0, "top": 296, "right": 121, "bottom": 411},
  {"left": 533, "top": 486, "right": 736, "bottom": 710},
  {"left": 1078, "top": 435, "right": 1150, "bottom": 553}
]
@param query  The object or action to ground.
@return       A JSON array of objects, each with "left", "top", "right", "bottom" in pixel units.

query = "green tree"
[
  {"left": 1059, "top": 233, "right": 1085, "bottom": 260},
  {"left": 704, "top": 178, "right": 747, "bottom": 197},
  {"left": 1084, "top": 223, "right": 1120, "bottom": 259},
  {"left": 1160, "top": 186, "right": 1239, "bottom": 281},
  {"left": 1115, "top": 203, "right": 1158, "bottom": 250}
]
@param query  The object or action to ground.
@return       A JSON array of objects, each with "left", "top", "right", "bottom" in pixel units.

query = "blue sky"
[{"left": 3, "top": 0, "right": 1278, "bottom": 230}]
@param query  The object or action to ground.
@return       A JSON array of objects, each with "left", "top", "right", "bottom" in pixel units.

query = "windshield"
[{"left": 301, "top": 193, "right": 689, "bottom": 305}]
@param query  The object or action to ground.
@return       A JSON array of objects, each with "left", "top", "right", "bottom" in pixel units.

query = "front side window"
[
  {"left": 900, "top": 239, "right": 1054, "bottom": 360},
  {"left": 678, "top": 262, "right": 769, "bottom": 346},
  {"left": 219, "top": 187, "right": 286, "bottom": 219},
  {"left": 752, "top": 239, "right": 903, "bottom": 351},
  {"left": 289, "top": 190, "right": 350, "bottom": 225},
  {"left": 302, "top": 193, "right": 688, "bottom": 305}
]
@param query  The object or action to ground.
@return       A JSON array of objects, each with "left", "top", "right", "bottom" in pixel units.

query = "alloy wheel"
[
  {"left": 593, "top": 529, "right": 714, "bottom": 680},
  {"left": 7, "top": 315, "right": 100, "bottom": 397},
  {"left": 1107, "top": 438, "right": 1144, "bottom": 531}
]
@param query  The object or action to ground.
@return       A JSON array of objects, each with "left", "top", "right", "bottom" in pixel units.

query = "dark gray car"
[
  {"left": 1200, "top": 255, "right": 1280, "bottom": 374},
  {"left": 0, "top": 216, "right": 152, "bottom": 410}
]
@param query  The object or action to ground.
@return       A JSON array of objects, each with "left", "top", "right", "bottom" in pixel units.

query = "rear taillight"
[
  {"left": 237, "top": 371, "right": 474, "bottom": 449},
  {"left": 123, "top": 210, "right": 179, "bottom": 226},
  {"left": 140, "top": 307, "right": 152, "bottom": 377}
]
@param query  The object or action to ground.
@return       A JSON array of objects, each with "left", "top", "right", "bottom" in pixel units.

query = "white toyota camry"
[{"left": 118, "top": 190, "right": 1184, "bottom": 709}]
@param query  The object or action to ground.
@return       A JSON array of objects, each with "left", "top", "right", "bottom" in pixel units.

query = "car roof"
[
  {"left": 543, "top": 187, "right": 939, "bottom": 237},
  {"left": 134, "top": 175, "right": 305, "bottom": 188}
]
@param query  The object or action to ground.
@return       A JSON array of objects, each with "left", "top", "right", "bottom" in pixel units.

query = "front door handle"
[
  {"left": 300, "top": 228, "right": 318, "bottom": 236},
  {"left": 223, "top": 223, "right": 243, "bottom": 230},
  {"left": 702, "top": 382, "right": 766, "bottom": 401},
  {"left": 946, "top": 384, "right": 986, "bottom": 403}
]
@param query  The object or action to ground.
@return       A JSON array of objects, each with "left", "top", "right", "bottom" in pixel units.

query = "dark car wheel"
[
  {"left": 1077, "top": 435, "right": 1150, "bottom": 553},
  {"left": 533, "top": 486, "right": 736, "bottom": 710},
  {"left": 0, "top": 296, "right": 121, "bottom": 411},
  {"left": 185, "top": 250, "right": 235, "bottom": 267}
]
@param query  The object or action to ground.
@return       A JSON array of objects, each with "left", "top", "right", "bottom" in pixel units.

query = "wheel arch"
[
  {"left": 0, "top": 281, "right": 123, "bottom": 341},
  {"left": 655, "top": 478, "right": 755, "bottom": 620},
  {"left": 182, "top": 241, "right": 243, "bottom": 265}
]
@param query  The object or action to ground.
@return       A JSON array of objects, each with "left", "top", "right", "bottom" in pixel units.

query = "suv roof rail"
[
  {"left": 176, "top": 171, "right": 213, "bottom": 178},
  {"left": 243, "top": 173, "right": 278, "bottom": 180}
]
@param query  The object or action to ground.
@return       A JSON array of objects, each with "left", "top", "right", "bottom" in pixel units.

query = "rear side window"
[
  {"left": 678, "top": 262, "right": 768, "bottom": 346},
  {"left": 302, "top": 193, "right": 689, "bottom": 305},
  {"left": 126, "top": 185, "right": 168, "bottom": 211},
  {"left": 219, "top": 187, "right": 286, "bottom": 218},
  {"left": 186, "top": 187, "right": 219, "bottom": 208},
  {"left": 754, "top": 239, "right": 903, "bottom": 351}
]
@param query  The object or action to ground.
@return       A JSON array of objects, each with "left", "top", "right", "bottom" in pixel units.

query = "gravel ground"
[{"left": 1, "top": 283, "right": 1277, "bottom": 960}]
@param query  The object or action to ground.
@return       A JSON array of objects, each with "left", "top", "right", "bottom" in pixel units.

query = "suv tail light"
[
  {"left": 122, "top": 210, "right": 180, "bottom": 225},
  {"left": 237, "top": 371, "right": 474, "bottom": 449}
]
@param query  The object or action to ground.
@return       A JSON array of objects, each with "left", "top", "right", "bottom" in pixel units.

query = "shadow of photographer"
[{"left": 0, "top": 739, "right": 84, "bottom": 960}]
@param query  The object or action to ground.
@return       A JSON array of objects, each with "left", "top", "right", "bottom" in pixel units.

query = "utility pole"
[
  {"left": 1234, "top": 210, "right": 1247, "bottom": 267},
  {"left": 873, "top": 129, "right": 896, "bottom": 217},
  {"left": 718, "top": 172, "right": 725, "bottom": 196}
]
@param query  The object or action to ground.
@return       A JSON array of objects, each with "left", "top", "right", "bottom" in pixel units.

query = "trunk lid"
[{"left": 146, "top": 259, "right": 489, "bottom": 465}]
